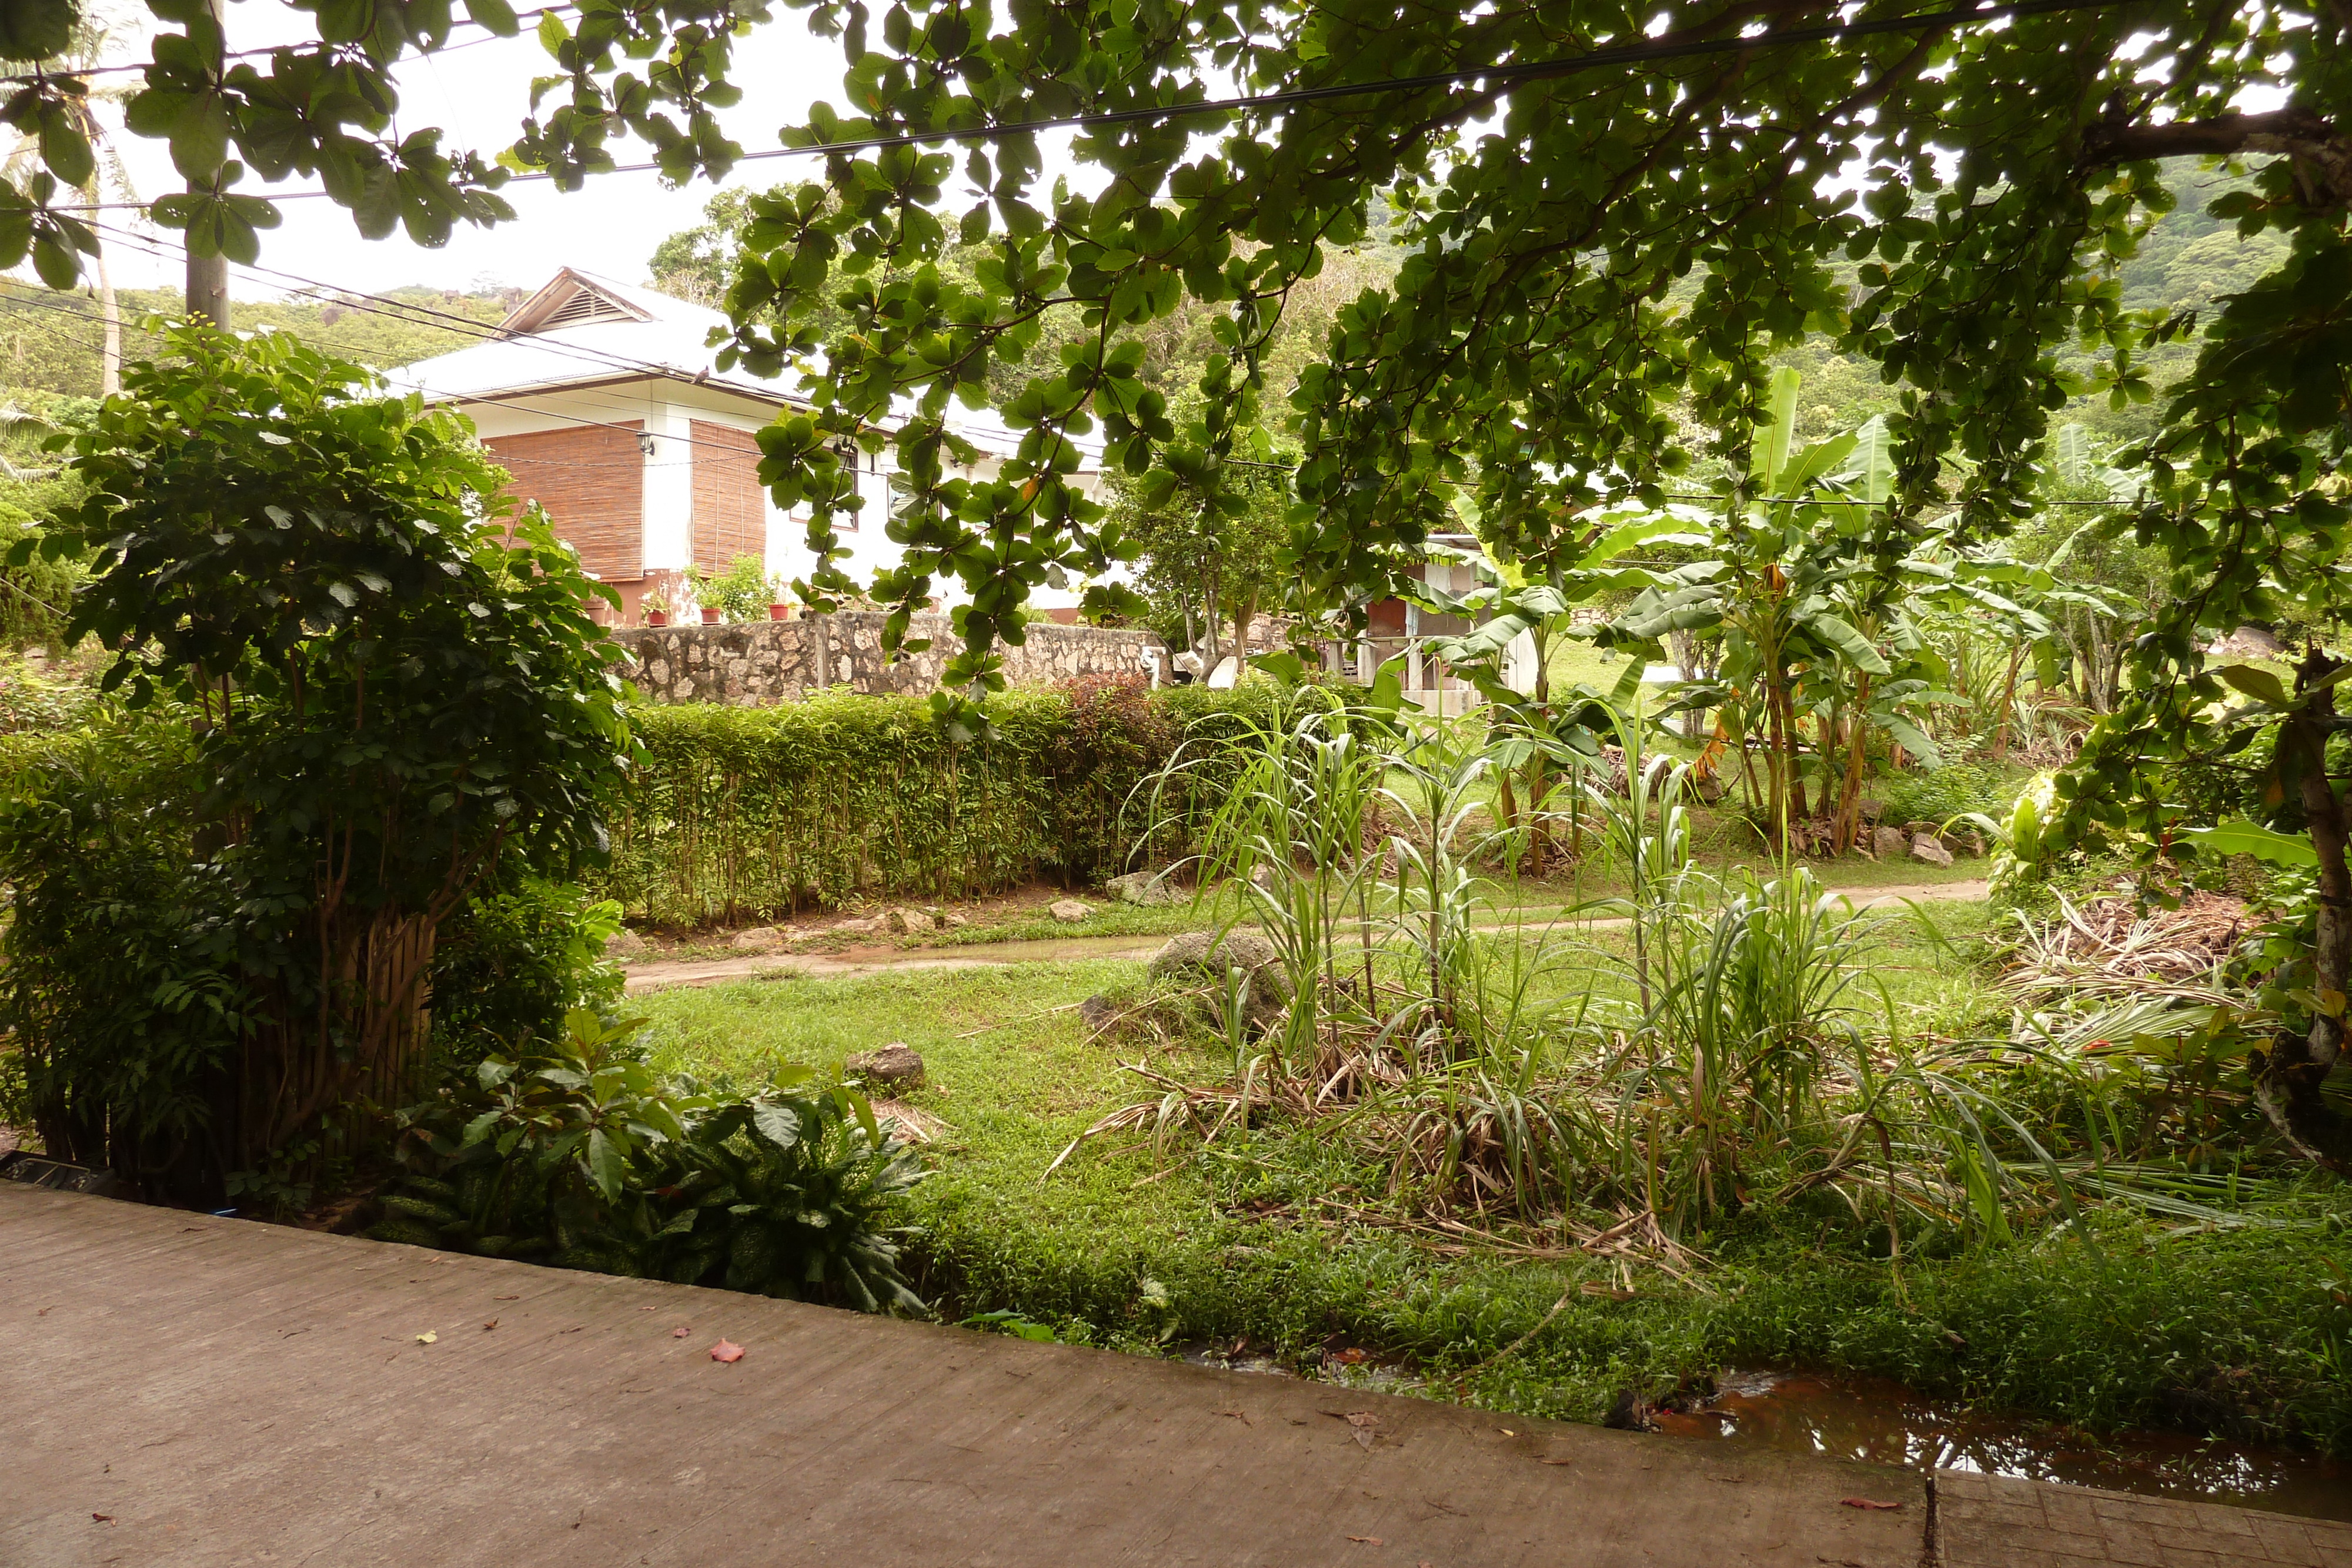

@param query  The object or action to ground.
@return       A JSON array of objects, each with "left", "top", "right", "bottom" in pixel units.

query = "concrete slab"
[
  {"left": 5, "top": 1185, "right": 2341, "bottom": 1567},
  {"left": 0, "top": 1185, "right": 1919, "bottom": 1567}
]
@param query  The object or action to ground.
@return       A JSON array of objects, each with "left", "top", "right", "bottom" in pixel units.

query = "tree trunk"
[
  {"left": 91, "top": 218, "right": 122, "bottom": 395},
  {"left": 2262, "top": 651, "right": 2351, "bottom": 1164}
]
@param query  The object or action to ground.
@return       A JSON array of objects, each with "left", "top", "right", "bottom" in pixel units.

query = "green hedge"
[{"left": 594, "top": 681, "right": 1296, "bottom": 926}]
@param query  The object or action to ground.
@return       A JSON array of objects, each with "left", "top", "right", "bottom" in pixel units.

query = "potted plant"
[
  {"left": 701, "top": 604, "right": 723, "bottom": 625},
  {"left": 769, "top": 574, "right": 793, "bottom": 621},
  {"left": 643, "top": 591, "right": 669, "bottom": 628}
]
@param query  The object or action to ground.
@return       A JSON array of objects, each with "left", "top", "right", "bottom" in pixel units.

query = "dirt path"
[{"left": 622, "top": 878, "right": 1989, "bottom": 994}]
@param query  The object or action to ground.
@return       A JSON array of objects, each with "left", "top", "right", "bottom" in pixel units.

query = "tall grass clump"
[{"left": 1058, "top": 698, "right": 2292, "bottom": 1281}]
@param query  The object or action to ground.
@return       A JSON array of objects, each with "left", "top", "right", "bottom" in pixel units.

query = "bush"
[
  {"left": 1876, "top": 759, "right": 2022, "bottom": 827},
  {"left": 370, "top": 1010, "right": 925, "bottom": 1310},
  {"left": 599, "top": 679, "right": 1298, "bottom": 924},
  {"left": 5, "top": 325, "right": 633, "bottom": 1203},
  {"left": 428, "top": 878, "right": 627, "bottom": 1052},
  {"left": 0, "top": 714, "right": 253, "bottom": 1183}
]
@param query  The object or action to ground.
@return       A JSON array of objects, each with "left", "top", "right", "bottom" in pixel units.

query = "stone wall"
[{"left": 612, "top": 613, "right": 1170, "bottom": 704}]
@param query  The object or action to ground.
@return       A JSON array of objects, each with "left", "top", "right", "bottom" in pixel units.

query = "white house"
[{"left": 395, "top": 267, "right": 1109, "bottom": 626}]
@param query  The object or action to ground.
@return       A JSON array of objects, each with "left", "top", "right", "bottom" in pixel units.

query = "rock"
[
  {"left": 731, "top": 926, "right": 781, "bottom": 952},
  {"left": 1872, "top": 824, "right": 1908, "bottom": 859},
  {"left": 845, "top": 1042, "right": 926, "bottom": 1091},
  {"left": 1205, "top": 655, "right": 1241, "bottom": 690},
  {"left": 940, "top": 912, "right": 968, "bottom": 928},
  {"left": 1105, "top": 870, "right": 1182, "bottom": 907},
  {"left": 1859, "top": 798, "right": 1886, "bottom": 824},
  {"left": 1147, "top": 931, "right": 1292, "bottom": 1027},
  {"left": 1049, "top": 898, "right": 1093, "bottom": 922},
  {"left": 603, "top": 927, "right": 649, "bottom": 958},
  {"left": 829, "top": 915, "right": 881, "bottom": 935},
  {"left": 887, "top": 908, "right": 935, "bottom": 934},
  {"left": 1079, "top": 994, "right": 1117, "bottom": 1034},
  {"left": 1953, "top": 828, "right": 1988, "bottom": 858},
  {"left": 1910, "top": 833, "right": 1955, "bottom": 869}
]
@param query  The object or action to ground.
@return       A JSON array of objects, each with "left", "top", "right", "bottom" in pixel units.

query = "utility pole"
[{"left": 184, "top": 0, "right": 229, "bottom": 328}]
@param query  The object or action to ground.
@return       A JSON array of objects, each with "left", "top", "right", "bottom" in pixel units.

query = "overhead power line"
[
  {"left": 43, "top": 0, "right": 2127, "bottom": 211},
  {"left": 0, "top": 8, "right": 580, "bottom": 86}
]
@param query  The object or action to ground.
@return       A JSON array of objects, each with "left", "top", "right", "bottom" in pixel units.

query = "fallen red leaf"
[
  {"left": 710, "top": 1339, "right": 745, "bottom": 1363},
  {"left": 672, "top": 1327, "right": 690, "bottom": 1338},
  {"left": 1841, "top": 1497, "right": 1903, "bottom": 1510},
  {"left": 1345, "top": 1537, "right": 1383, "bottom": 1546},
  {"left": 482, "top": 1319, "right": 499, "bottom": 1332},
  {"left": 92, "top": 1513, "right": 113, "bottom": 1523}
]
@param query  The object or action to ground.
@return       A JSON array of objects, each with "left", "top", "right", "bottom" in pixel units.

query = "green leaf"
[
  {"left": 586, "top": 1126, "right": 625, "bottom": 1200},
  {"left": 1796, "top": 611, "right": 1891, "bottom": 676},
  {"left": 466, "top": 0, "right": 521, "bottom": 36},
  {"left": 750, "top": 1100, "right": 801, "bottom": 1149},
  {"left": 2178, "top": 819, "right": 2318, "bottom": 868},
  {"left": 2214, "top": 663, "right": 2289, "bottom": 708}
]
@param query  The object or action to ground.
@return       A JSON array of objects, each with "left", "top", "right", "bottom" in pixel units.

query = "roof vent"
[{"left": 497, "top": 270, "right": 654, "bottom": 337}]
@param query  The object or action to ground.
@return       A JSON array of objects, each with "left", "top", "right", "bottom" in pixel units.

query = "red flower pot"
[
  {"left": 701, "top": 607, "right": 722, "bottom": 625},
  {"left": 769, "top": 603, "right": 790, "bottom": 621},
  {"left": 645, "top": 610, "right": 667, "bottom": 627}
]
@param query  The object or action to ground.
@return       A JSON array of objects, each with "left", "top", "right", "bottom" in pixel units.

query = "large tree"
[{"left": 4, "top": 1, "right": 2348, "bottom": 1136}]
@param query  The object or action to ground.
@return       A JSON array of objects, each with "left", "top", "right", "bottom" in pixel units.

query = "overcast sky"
[{"left": 43, "top": 0, "right": 1090, "bottom": 302}]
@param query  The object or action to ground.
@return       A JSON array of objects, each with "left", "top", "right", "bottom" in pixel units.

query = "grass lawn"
[{"left": 634, "top": 909, "right": 2352, "bottom": 1455}]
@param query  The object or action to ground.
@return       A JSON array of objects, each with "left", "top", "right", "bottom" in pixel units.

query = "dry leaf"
[
  {"left": 92, "top": 1513, "right": 113, "bottom": 1523},
  {"left": 1538, "top": 1457, "right": 1575, "bottom": 1466},
  {"left": 1345, "top": 1412, "right": 1379, "bottom": 1427},
  {"left": 710, "top": 1339, "right": 745, "bottom": 1363},
  {"left": 1345, "top": 1537, "right": 1383, "bottom": 1546},
  {"left": 415, "top": 1330, "right": 437, "bottom": 1345},
  {"left": 672, "top": 1327, "right": 690, "bottom": 1338},
  {"left": 1840, "top": 1497, "right": 1903, "bottom": 1511},
  {"left": 494, "top": 1294, "right": 519, "bottom": 1301},
  {"left": 482, "top": 1319, "right": 499, "bottom": 1332}
]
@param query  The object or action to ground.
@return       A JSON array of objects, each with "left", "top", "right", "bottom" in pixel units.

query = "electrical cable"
[
  {"left": 0, "top": 8, "right": 581, "bottom": 86},
  {"left": 40, "top": 0, "right": 2130, "bottom": 209}
]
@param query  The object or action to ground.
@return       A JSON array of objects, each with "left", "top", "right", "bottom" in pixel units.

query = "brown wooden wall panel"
[
  {"left": 690, "top": 420, "right": 766, "bottom": 574},
  {"left": 484, "top": 422, "right": 644, "bottom": 581}
]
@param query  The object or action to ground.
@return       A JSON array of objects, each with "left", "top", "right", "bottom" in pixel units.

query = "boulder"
[
  {"left": 846, "top": 1042, "right": 926, "bottom": 1091},
  {"left": 1105, "top": 870, "right": 1182, "bottom": 907},
  {"left": 603, "top": 927, "right": 649, "bottom": 958},
  {"left": 940, "top": 911, "right": 969, "bottom": 928},
  {"left": 887, "top": 908, "right": 936, "bottom": 934},
  {"left": 1871, "top": 825, "right": 1908, "bottom": 860},
  {"left": 731, "top": 926, "right": 781, "bottom": 952},
  {"left": 829, "top": 915, "right": 883, "bottom": 935},
  {"left": 1050, "top": 898, "right": 1093, "bottom": 923},
  {"left": 1859, "top": 798, "right": 1886, "bottom": 825},
  {"left": 1910, "top": 833, "right": 1955, "bottom": 869},
  {"left": 1079, "top": 994, "right": 1118, "bottom": 1034},
  {"left": 1147, "top": 931, "right": 1291, "bottom": 1027}
]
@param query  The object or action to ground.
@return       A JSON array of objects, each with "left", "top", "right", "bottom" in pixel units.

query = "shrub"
[
  {"left": 1876, "top": 760, "right": 2022, "bottom": 827},
  {"left": 4, "top": 325, "right": 633, "bottom": 1202},
  {"left": 0, "top": 714, "right": 253, "bottom": 1181},
  {"left": 370, "top": 1010, "right": 924, "bottom": 1310},
  {"left": 428, "top": 878, "right": 627, "bottom": 1052},
  {"left": 599, "top": 680, "right": 1296, "bottom": 924}
]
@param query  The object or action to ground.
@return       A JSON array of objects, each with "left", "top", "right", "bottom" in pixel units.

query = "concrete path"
[
  {"left": 6, "top": 1186, "right": 2345, "bottom": 1567},
  {"left": 622, "top": 879, "right": 1993, "bottom": 995}
]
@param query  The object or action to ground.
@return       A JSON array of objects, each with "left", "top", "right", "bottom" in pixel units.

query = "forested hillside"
[{"left": 0, "top": 282, "right": 517, "bottom": 403}]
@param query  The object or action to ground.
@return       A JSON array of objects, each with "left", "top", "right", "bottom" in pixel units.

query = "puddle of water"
[{"left": 1652, "top": 1369, "right": 2352, "bottom": 1522}]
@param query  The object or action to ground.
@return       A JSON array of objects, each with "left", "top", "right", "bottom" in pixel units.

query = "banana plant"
[
  {"left": 1416, "top": 512, "right": 1679, "bottom": 869},
  {"left": 1592, "top": 370, "right": 1904, "bottom": 848}
]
